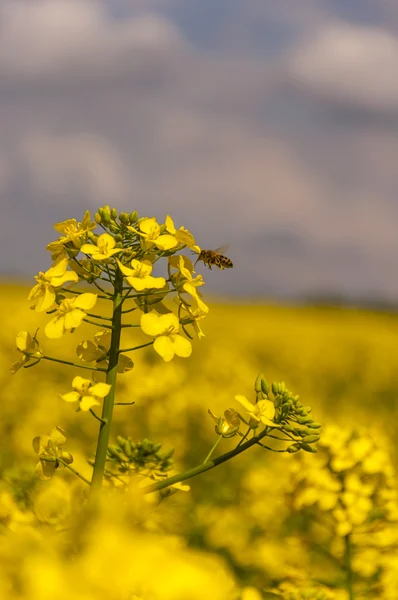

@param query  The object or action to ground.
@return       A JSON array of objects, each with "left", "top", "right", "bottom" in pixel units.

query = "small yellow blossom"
[
  {"left": 235, "top": 395, "right": 280, "bottom": 428},
  {"left": 60, "top": 375, "right": 111, "bottom": 411},
  {"left": 77, "top": 329, "right": 134, "bottom": 374},
  {"left": 117, "top": 258, "right": 166, "bottom": 291},
  {"left": 164, "top": 215, "right": 200, "bottom": 251},
  {"left": 128, "top": 217, "right": 179, "bottom": 251},
  {"left": 208, "top": 408, "right": 240, "bottom": 438},
  {"left": 44, "top": 293, "right": 97, "bottom": 339},
  {"left": 28, "top": 258, "right": 78, "bottom": 312},
  {"left": 46, "top": 210, "right": 96, "bottom": 256},
  {"left": 80, "top": 233, "right": 123, "bottom": 261},
  {"left": 10, "top": 331, "right": 43, "bottom": 374},
  {"left": 32, "top": 426, "right": 73, "bottom": 480},
  {"left": 140, "top": 312, "right": 192, "bottom": 362}
]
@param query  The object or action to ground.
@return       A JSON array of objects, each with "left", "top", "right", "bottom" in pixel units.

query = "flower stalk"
[{"left": 90, "top": 266, "right": 124, "bottom": 494}]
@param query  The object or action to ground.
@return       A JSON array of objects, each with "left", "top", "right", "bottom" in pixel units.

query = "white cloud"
[
  {"left": 19, "top": 132, "right": 131, "bottom": 204},
  {"left": 0, "top": 0, "right": 184, "bottom": 81},
  {"left": 287, "top": 22, "right": 398, "bottom": 113}
]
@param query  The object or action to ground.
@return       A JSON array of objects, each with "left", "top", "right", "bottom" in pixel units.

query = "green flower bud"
[
  {"left": 307, "top": 422, "right": 322, "bottom": 429},
  {"left": 94, "top": 212, "right": 101, "bottom": 224},
  {"left": 254, "top": 373, "right": 264, "bottom": 393},
  {"left": 261, "top": 379, "right": 270, "bottom": 395},
  {"left": 129, "top": 211, "right": 138, "bottom": 223},
  {"left": 161, "top": 448, "right": 175, "bottom": 460},
  {"left": 271, "top": 382, "right": 280, "bottom": 395},
  {"left": 102, "top": 205, "right": 111, "bottom": 224},
  {"left": 301, "top": 443, "right": 317, "bottom": 453},
  {"left": 115, "top": 234, "right": 123, "bottom": 243},
  {"left": 152, "top": 443, "right": 162, "bottom": 453},
  {"left": 119, "top": 212, "right": 130, "bottom": 224},
  {"left": 296, "top": 416, "right": 312, "bottom": 424},
  {"left": 302, "top": 434, "right": 320, "bottom": 444},
  {"left": 287, "top": 443, "right": 301, "bottom": 453},
  {"left": 110, "top": 207, "right": 118, "bottom": 220},
  {"left": 108, "top": 445, "right": 122, "bottom": 458}
]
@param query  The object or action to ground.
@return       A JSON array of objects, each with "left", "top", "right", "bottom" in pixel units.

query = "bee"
[{"left": 194, "top": 246, "right": 233, "bottom": 270}]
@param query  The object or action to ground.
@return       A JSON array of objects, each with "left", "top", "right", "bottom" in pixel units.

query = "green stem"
[
  {"left": 89, "top": 266, "right": 124, "bottom": 495},
  {"left": 41, "top": 355, "right": 107, "bottom": 372},
  {"left": 118, "top": 341, "right": 153, "bottom": 353},
  {"left": 203, "top": 435, "right": 222, "bottom": 463},
  {"left": 83, "top": 319, "right": 113, "bottom": 329},
  {"left": 58, "top": 459, "right": 91, "bottom": 486},
  {"left": 86, "top": 312, "right": 113, "bottom": 321},
  {"left": 143, "top": 426, "right": 272, "bottom": 495},
  {"left": 344, "top": 534, "right": 355, "bottom": 600}
]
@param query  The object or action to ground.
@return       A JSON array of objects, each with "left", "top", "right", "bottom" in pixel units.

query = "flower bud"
[
  {"left": 94, "top": 212, "right": 102, "bottom": 224},
  {"left": 254, "top": 373, "right": 264, "bottom": 393},
  {"left": 307, "top": 422, "right": 322, "bottom": 429},
  {"left": 129, "top": 211, "right": 138, "bottom": 223},
  {"left": 287, "top": 443, "right": 301, "bottom": 453},
  {"left": 119, "top": 212, "right": 130, "bottom": 224},
  {"left": 302, "top": 434, "right": 320, "bottom": 444},
  {"left": 102, "top": 205, "right": 111, "bottom": 224},
  {"left": 261, "top": 379, "right": 270, "bottom": 396},
  {"left": 301, "top": 443, "right": 317, "bottom": 453},
  {"left": 110, "top": 207, "right": 118, "bottom": 220}
]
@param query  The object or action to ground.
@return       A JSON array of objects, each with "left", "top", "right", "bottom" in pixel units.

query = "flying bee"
[{"left": 194, "top": 245, "right": 233, "bottom": 270}]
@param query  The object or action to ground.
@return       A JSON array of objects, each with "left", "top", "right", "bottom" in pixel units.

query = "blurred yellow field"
[{"left": 2, "top": 280, "right": 398, "bottom": 599}]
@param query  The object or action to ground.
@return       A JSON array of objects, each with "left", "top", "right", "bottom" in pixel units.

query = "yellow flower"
[
  {"left": 208, "top": 408, "right": 240, "bottom": 438},
  {"left": 60, "top": 375, "right": 111, "bottom": 411},
  {"left": 32, "top": 426, "right": 73, "bottom": 480},
  {"left": 10, "top": 331, "right": 43, "bottom": 374},
  {"left": 46, "top": 210, "right": 96, "bottom": 256},
  {"left": 44, "top": 293, "right": 97, "bottom": 339},
  {"left": 28, "top": 258, "right": 78, "bottom": 312},
  {"left": 164, "top": 215, "right": 200, "bottom": 251},
  {"left": 77, "top": 329, "right": 134, "bottom": 374},
  {"left": 169, "top": 255, "right": 205, "bottom": 298},
  {"left": 178, "top": 294, "right": 209, "bottom": 339},
  {"left": 234, "top": 395, "right": 280, "bottom": 428},
  {"left": 117, "top": 258, "right": 166, "bottom": 291},
  {"left": 140, "top": 313, "right": 192, "bottom": 362},
  {"left": 129, "top": 217, "right": 179, "bottom": 251},
  {"left": 80, "top": 233, "right": 123, "bottom": 261}
]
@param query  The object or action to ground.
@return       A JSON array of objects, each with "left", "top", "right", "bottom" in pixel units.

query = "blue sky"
[{"left": 1, "top": 0, "right": 398, "bottom": 301}]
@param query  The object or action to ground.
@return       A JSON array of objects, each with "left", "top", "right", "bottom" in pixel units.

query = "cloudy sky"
[{"left": 1, "top": 0, "right": 398, "bottom": 301}]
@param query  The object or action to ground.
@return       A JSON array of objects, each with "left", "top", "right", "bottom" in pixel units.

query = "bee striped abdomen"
[{"left": 196, "top": 249, "right": 233, "bottom": 270}]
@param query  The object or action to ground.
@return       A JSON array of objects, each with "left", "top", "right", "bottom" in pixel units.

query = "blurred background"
[{"left": 0, "top": 0, "right": 398, "bottom": 303}]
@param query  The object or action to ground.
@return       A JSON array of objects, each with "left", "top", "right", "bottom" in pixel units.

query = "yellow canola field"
[{"left": 1, "top": 282, "right": 398, "bottom": 600}]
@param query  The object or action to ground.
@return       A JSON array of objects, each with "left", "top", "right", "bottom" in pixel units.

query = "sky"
[{"left": 1, "top": 0, "right": 398, "bottom": 301}]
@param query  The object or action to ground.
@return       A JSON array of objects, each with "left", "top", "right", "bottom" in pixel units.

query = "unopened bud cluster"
[
  {"left": 255, "top": 374, "right": 321, "bottom": 453},
  {"left": 100, "top": 435, "right": 175, "bottom": 483}
]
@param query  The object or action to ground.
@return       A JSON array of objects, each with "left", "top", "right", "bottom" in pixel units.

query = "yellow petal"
[
  {"left": 234, "top": 395, "right": 254, "bottom": 413},
  {"left": 80, "top": 396, "right": 101, "bottom": 411},
  {"left": 89, "top": 382, "right": 111, "bottom": 398},
  {"left": 172, "top": 335, "right": 192, "bottom": 358},
  {"left": 60, "top": 391, "right": 81, "bottom": 404},
  {"left": 73, "top": 293, "right": 97, "bottom": 310},
  {"left": 64, "top": 308, "right": 86, "bottom": 330},
  {"left": 153, "top": 336, "right": 175, "bottom": 362},
  {"left": 154, "top": 235, "right": 179, "bottom": 250},
  {"left": 45, "top": 316, "right": 65, "bottom": 339},
  {"left": 35, "top": 460, "right": 56, "bottom": 481}
]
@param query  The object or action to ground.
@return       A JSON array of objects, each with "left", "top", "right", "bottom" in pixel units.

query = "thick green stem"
[
  {"left": 344, "top": 534, "right": 355, "bottom": 600},
  {"left": 143, "top": 426, "right": 273, "bottom": 495},
  {"left": 89, "top": 267, "right": 124, "bottom": 495}
]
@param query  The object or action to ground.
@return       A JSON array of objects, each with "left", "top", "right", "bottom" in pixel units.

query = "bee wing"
[{"left": 214, "top": 244, "right": 230, "bottom": 254}]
